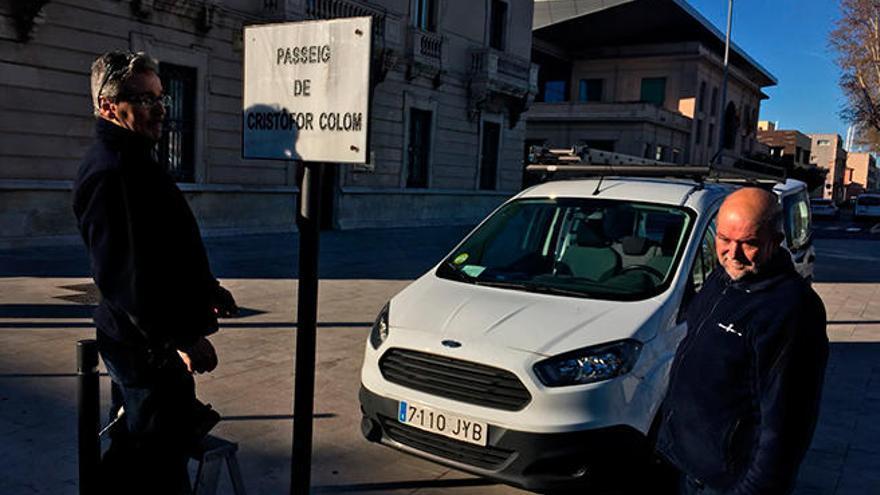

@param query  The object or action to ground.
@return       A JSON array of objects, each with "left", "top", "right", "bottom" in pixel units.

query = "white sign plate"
[{"left": 243, "top": 17, "right": 371, "bottom": 163}]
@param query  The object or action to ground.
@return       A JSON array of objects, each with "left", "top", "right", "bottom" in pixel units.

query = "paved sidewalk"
[{"left": 0, "top": 228, "right": 878, "bottom": 494}]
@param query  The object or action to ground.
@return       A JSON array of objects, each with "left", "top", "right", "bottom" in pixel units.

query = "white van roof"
[{"left": 518, "top": 177, "right": 732, "bottom": 209}]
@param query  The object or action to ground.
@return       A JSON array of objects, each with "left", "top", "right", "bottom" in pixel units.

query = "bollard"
[{"left": 77, "top": 339, "right": 100, "bottom": 495}]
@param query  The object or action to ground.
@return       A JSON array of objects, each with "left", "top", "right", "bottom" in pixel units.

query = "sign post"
[{"left": 243, "top": 17, "right": 372, "bottom": 494}]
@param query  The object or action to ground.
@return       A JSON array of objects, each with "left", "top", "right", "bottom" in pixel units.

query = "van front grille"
[{"left": 379, "top": 348, "right": 531, "bottom": 411}]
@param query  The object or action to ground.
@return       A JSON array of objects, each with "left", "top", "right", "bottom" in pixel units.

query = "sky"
[{"left": 687, "top": 0, "right": 849, "bottom": 139}]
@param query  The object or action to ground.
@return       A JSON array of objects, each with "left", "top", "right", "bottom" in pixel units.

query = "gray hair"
[{"left": 90, "top": 51, "right": 159, "bottom": 117}]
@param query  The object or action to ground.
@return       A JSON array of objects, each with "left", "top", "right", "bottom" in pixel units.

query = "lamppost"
[{"left": 713, "top": 0, "right": 733, "bottom": 166}]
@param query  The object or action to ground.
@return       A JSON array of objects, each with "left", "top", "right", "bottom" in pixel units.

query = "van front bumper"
[{"left": 359, "top": 385, "right": 652, "bottom": 492}]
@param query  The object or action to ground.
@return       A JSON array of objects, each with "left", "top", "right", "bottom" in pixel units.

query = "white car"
[
  {"left": 360, "top": 176, "right": 813, "bottom": 492},
  {"left": 854, "top": 193, "right": 880, "bottom": 221}
]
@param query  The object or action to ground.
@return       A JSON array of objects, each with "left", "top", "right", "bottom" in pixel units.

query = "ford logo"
[{"left": 441, "top": 339, "right": 462, "bottom": 348}]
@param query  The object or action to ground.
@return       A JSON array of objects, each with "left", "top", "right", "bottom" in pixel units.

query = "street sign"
[{"left": 243, "top": 17, "right": 371, "bottom": 163}]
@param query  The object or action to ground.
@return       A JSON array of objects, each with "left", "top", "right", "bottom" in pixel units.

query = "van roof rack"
[{"left": 526, "top": 146, "right": 785, "bottom": 184}]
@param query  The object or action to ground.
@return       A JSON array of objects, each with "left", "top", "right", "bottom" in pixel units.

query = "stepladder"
[{"left": 191, "top": 435, "right": 247, "bottom": 495}]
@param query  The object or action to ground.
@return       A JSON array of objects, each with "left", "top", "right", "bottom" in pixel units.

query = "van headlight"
[
  {"left": 369, "top": 303, "right": 390, "bottom": 349},
  {"left": 533, "top": 340, "right": 642, "bottom": 387}
]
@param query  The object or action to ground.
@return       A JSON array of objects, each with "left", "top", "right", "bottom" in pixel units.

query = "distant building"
[
  {"left": 0, "top": 0, "right": 537, "bottom": 247},
  {"left": 810, "top": 134, "right": 848, "bottom": 202},
  {"left": 526, "top": 0, "right": 776, "bottom": 165},
  {"left": 845, "top": 152, "right": 879, "bottom": 199},
  {"left": 756, "top": 127, "right": 813, "bottom": 169}
]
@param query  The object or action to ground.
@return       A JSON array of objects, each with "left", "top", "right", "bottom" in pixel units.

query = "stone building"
[
  {"left": 0, "top": 0, "right": 536, "bottom": 247},
  {"left": 526, "top": 0, "right": 775, "bottom": 165},
  {"left": 809, "top": 134, "right": 848, "bottom": 203}
]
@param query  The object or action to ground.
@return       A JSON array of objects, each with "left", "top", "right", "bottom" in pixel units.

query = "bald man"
[{"left": 654, "top": 187, "right": 828, "bottom": 494}]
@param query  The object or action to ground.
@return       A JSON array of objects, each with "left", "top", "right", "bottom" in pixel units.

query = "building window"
[
  {"left": 723, "top": 102, "right": 738, "bottom": 150},
  {"left": 817, "top": 139, "right": 831, "bottom": 146},
  {"left": 770, "top": 146, "right": 784, "bottom": 158},
  {"left": 413, "top": 0, "right": 437, "bottom": 31},
  {"left": 644, "top": 142, "right": 654, "bottom": 159},
  {"left": 695, "top": 119, "right": 703, "bottom": 145},
  {"left": 578, "top": 79, "right": 603, "bottom": 102},
  {"left": 489, "top": 0, "right": 507, "bottom": 50},
  {"left": 157, "top": 62, "right": 197, "bottom": 183},
  {"left": 654, "top": 145, "right": 666, "bottom": 161},
  {"left": 640, "top": 77, "right": 666, "bottom": 106},
  {"left": 479, "top": 121, "right": 501, "bottom": 190},
  {"left": 708, "top": 123, "right": 715, "bottom": 147},
  {"left": 710, "top": 87, "right": 719, "bottom": 116},
  {"left": 407, "top": 108, "right": 432, "bottom": 188},
  {"left": 541, "top": 80, "right": 567, "bottom": 102},
  {"left": 698, "top": 81, "right": 706, "bottom": 113}
]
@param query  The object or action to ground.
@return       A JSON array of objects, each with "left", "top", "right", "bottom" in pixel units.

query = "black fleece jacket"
[
  {"left": 73, "top": 119, "right": 219, "bottom": 351},
  {"left": 655, "top": 251, "right": 828, "bottom": 494}
]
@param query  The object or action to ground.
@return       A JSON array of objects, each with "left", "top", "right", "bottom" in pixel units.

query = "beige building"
[
  {"left": 526, "top": 0, "right": 775, "bottom": 165},
  {"left": 809, "top": 134, "right": 848, "bottom": 202},
  {"left": 845, "top": 152, "right": 879, "bottom": 198},
  {"left": 0, "top": 0, "right": 536, "bottom": 247}
]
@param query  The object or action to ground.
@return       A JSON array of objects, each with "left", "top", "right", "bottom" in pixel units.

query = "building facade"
[
  {"left": 756, "top": 123, "right": 813, "bottom": 169},
  {"left": 0, "top": 0, "right": 536, "bottom": 247},
  {"left": 809, "top": 134, "right": 848, "bottom": 203},
  {"left": 845, "top": 152, "right": 879, "bottom": 198},
  {"left": 525, "top": 0, "right": 775, "bottom": 165}
]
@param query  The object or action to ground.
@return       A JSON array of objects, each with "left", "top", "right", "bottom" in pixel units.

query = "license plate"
[{"left": 398, "top": 401, "right": 488, "bottom": 446}]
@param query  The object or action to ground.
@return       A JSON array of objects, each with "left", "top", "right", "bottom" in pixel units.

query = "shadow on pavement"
[
  {"left": 813, "top": 238, "right": 880, "bottom": 284},
  {"left": 0, "top": 226, "right": 473, "bottom": 280}
]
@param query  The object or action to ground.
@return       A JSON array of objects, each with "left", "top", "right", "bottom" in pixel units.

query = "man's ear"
[{"left": 98, "top": 97, "right": 118, "bottom": 121}]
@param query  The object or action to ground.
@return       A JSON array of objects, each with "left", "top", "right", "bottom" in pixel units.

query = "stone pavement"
[{"left": 0, "top": 228, "right": 878, "bottom": 494}]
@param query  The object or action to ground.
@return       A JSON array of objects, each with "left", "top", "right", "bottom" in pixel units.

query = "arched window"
[{"left": 723, "top": 102, "right": 738, "bottom": 150}]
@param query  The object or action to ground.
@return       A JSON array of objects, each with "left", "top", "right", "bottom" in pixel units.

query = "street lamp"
[{"left": 713, "top": 0, "right": 733, "bottom": 166}]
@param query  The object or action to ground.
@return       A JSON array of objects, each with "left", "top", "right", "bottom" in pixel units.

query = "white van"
[
  {"left": 854, "top": 193, "right": 880, "bottom": 220},
  {"left": 359, "top": 176, "right": 813, "bottom": 492}
]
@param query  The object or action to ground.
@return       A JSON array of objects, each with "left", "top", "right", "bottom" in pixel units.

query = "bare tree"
[{"left": 831, "top": 0, "right": 880, "bottom": 143}]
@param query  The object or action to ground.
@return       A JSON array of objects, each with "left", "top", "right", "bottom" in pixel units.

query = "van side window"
[
  {"left": 783, "top": 191, "right": 811, "bottom": 251},
  {"left": 679, "top": 216, "right": 717, "bottom": 323},
  {"left": 691, "top": 217, "right": 717, "bottom": 292}
]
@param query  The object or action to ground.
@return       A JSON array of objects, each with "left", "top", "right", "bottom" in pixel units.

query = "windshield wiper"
[
  {"left": 474, "top": 279, "right": 530, "bottom": 290},
  {"left": 475, "top": 279, "right": 591, "bottom": 298}
]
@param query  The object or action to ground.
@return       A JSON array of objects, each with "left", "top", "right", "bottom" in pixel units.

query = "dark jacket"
[
  {"left": 73, "top": 119, "right": 219, "bottom": 351},
  {"left": 655, "top": 250, "right": 828, "bottom": 494}
]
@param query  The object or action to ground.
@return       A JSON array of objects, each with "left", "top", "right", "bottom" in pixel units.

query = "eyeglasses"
[{"left": 119, "top": 93, "right": 172, "bottom": 108}]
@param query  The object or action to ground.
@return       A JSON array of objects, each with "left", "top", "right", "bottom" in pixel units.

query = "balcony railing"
[
  {"left": 470, "top": 48, "right": 538, "bottom": 99},
  {"left": 305, "top": 0, "right": 386, "bottom": 41},
  {"left": 406, "top": 27, "right": 443, "bottom": 65}
]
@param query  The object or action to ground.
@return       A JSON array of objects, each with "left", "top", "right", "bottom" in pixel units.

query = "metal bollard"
[{"left": 77, "top": 339, "right": 100, "bottom": 495}]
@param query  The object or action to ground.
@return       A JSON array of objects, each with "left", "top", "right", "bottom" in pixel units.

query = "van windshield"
[{"left": 436, "top": 198, "right": 695, "bottom": 301}]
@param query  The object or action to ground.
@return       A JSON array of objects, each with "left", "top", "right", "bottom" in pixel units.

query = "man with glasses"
[{"left": 72, "top": 51, "right": 237, "bottom": 494}]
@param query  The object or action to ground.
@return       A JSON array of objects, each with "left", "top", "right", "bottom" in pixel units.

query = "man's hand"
[
  {"left": 212, "top": 284, "right": 239, "bottom": 318},
  {"left": 177, "top": 337, "right": 218, "bottom": 374}
]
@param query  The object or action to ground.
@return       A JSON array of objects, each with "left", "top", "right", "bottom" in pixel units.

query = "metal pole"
[
  {"left": 291, "top": 162, "right": 322, "bottom": 494},
  {"left": 77, "top": 339, "right": 100, "bottom": 495},
  {"left": 714, "top": 0, "right": 733, "bottom": 165}
]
